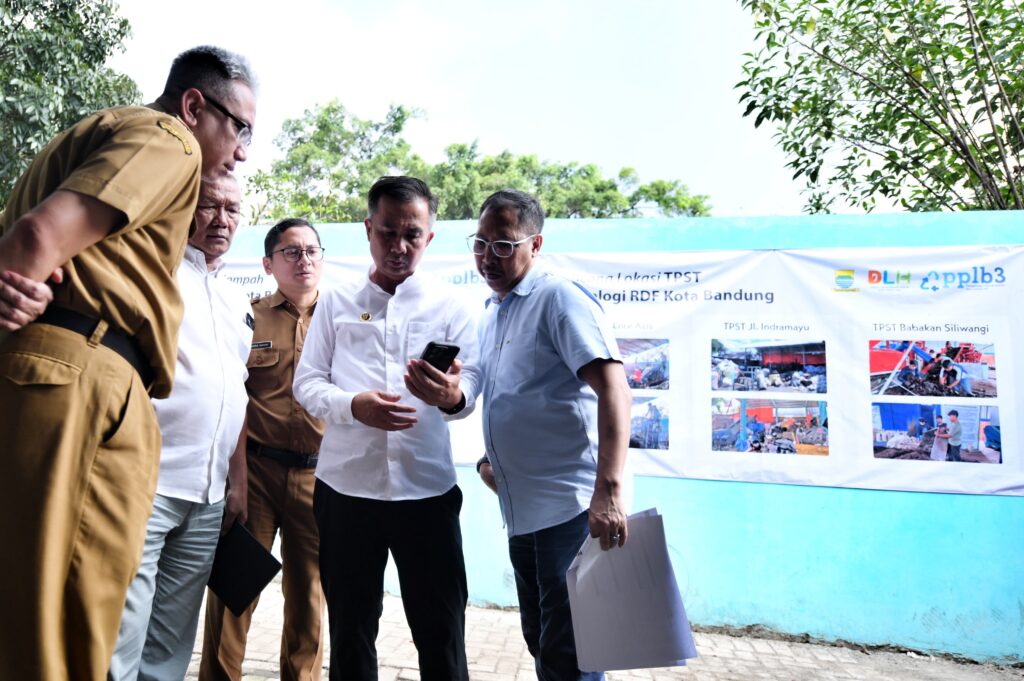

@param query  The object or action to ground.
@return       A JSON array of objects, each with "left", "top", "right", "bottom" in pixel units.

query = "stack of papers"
[{"left": 567, "top": 508, "right": 697, "bottom": 671}]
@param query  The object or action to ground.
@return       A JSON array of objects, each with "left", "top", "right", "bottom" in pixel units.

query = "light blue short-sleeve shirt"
[{"left": 479, "top": 265, "right": 621, "bottom": 536}]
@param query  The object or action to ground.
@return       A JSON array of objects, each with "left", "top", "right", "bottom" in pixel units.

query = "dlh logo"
[{"left": 867, "top": 270, "right": 912, "bottom": 287}]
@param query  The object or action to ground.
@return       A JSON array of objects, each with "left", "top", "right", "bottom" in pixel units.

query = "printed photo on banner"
[
  {"left": 618, "top": 338, "right": 670, "bottom": 390},
  {"left": 711, "top": 339, "right": 827, "bottom": 393},
  {"left": 630, "top": 396, "right": 669, "bottom": 451},
  {"left": 711, "top": 398, "right": 828, "bottom": 455},
  {"left": 872, "top": 403, "right": 1002, "bottom": 464},
  {"left": 869, "top": 340, "right": 996, "bottom": 398}
]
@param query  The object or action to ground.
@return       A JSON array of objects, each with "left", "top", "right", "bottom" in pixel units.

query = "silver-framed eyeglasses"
[
  {"left": 467, "top": 234, "right": 536, "bottom": 258},
  {"left": 272, "top": 246, "right": 325, "bottom": 262}
]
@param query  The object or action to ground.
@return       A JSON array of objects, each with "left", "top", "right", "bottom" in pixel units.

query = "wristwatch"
[{"left": 439, "top": 392, "right": 466, "bottom": 416}]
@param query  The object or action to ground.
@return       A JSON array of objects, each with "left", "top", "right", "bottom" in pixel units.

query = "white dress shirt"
[
  {"left": 294, "top": 268, "right": 481, "bottom": 501},
  {"left": 152, "top": 246, "right": 252, "bottom": 503}
]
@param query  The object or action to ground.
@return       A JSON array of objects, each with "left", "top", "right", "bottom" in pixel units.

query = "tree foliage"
[
  {"left": 737, "top": 0, "right": 1024, "bottom": 212},
  {"left": 0, "top": 0, "right": 141, "bottom": 203},
  {"left": 249, "top": 100, "right": 711, "bottom": 223}
]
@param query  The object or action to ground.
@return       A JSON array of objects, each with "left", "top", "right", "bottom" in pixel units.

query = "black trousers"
[{"left": 313, "top": 481, "right": 469, "bottom": 681}]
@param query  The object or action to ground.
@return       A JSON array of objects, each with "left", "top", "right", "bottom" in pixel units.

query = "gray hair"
[
  {"left": 479, "top": 190, "right": 545, "bottom": 234},
  {"left": 160, "top": 45, "right": 258, "bottom": 102}
]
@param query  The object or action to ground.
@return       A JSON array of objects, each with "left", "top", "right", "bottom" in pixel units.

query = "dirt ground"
[{"left": 872, "top": 371, "right": 997, "bottom": 397}]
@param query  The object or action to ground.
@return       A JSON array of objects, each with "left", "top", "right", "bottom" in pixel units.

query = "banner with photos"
[{"left": 222, "top": 243, "right": 1023, "bottom": 496}]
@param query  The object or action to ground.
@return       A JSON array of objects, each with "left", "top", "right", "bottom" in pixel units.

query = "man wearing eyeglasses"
[
  {"left": 472, "top": 190, "right": 631, "bottom": 681},
  {"left": 0, "top": 45, "right": 256, "bottom": 680},
  {"left": 200, "top": 218, "right": 327, "bottom": 681},
  {"left": 108, "top": 173, "right": 252, "bottom": 681},
  {"left": 294, "top": 176, "right": 481, "bottom": 681}
]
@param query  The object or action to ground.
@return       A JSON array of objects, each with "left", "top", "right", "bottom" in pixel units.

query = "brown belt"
[
  {"left": 36, "top": 307, "right": 153, "bottom": 388},
  {"left": 247, "top": 439, "right": 318, "bottom": 468}
]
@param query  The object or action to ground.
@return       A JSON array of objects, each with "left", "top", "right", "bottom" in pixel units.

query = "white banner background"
[{"left": 223, "top": 244, "right": 1023, "bottom": 496}]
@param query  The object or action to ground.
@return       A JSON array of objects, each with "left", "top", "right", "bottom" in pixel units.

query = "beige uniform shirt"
[
  {"left": 0, "top": 106, "right": 201, "bottom": 397},
  {"left": 246, "top": 291, "right": 325, "bottom": 454}
]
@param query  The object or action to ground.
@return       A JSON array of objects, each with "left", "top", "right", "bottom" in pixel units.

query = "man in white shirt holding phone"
[{"left": 294, "top": 176, "right": 480, "bottom": 681}]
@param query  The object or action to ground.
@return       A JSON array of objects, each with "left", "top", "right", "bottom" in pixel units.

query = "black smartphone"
[{"left": 420, "top": 341, "right": 460, "bottom": 372}]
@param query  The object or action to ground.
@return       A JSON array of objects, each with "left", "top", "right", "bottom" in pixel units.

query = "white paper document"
[{"left": 567, "top": 508, "right": 697, "bottom": 671}]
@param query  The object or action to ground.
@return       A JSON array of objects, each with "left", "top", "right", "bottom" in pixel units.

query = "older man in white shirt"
[
  {"left": 108, "top": 174, "right": 252, "bottom": 681},
  {"left": 294, "top": 176, "right": 480, "bottom": 681}
]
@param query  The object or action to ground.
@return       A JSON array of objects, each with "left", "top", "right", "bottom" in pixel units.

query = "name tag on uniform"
[{"left": 251, "top": 341, "right": 272, "bottom": 350}]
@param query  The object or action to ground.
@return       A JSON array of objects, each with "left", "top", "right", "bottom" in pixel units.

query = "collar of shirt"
[
  {"left": 486, "top": 263, "right": 542, "bottom": 308},
  {"left": 182, "top": 243, "right": 226, "bottom": 276},
  {"left": 267, "top": 288, "right": 318, "bottom": 318},
  {"left": 367, "top": 265, "right": 427, "bottom": 298}
]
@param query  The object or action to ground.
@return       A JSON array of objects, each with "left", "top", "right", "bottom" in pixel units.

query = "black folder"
[{"left": 207, "top": 521, "right": 282, "bottom": 616}]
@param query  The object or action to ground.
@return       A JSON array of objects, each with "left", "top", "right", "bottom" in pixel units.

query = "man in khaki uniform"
[
  {"left": 201, "top": 218, "right": 327, "bottom": 681},
  {"left": 0, "top": 45, "right": 257, "bottom": 681}
]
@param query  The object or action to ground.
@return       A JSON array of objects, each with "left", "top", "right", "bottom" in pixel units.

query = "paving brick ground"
[{"left": 186, "top": 582, "right": 1023, "bottom": 681}]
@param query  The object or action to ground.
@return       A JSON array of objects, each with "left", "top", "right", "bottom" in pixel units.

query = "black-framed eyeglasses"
[
  {"left": 272, "top": 246, "right": 325, "bottom": 262},
  {"left": 201, "top": 91, "right": 253, "bottom": 147},
  {"left": 467, "top": 234, "right": 536, "bottom": 258}
]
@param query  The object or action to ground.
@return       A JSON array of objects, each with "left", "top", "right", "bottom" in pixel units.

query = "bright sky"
[{"left": 107, "top": 0, "right": 806, "bottom": 217}]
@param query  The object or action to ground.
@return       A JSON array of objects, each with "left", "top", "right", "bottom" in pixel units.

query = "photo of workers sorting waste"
[
  {"left": 630, "top": 396, "right": 669, "bottom": 450},
  {"left": 872, "top": 403, "right": 1002, "bottom": 464},
  {"left": 711, "top": 339, "right": 827, "bottom": 393},
  {"left": 869, "top": 340, "right": 996, "bottom": 397},
  {"left": 711, "top": 398, "right": 829, "bottom": 455},
  {"left": 619, "top": 338, "right": 670, "bottom": 390}
]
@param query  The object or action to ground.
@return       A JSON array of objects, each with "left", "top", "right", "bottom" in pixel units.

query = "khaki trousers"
[
  {"left": 199, "top": 455, "right": 325, "bottom": 681},
  {"left": 0, "top": 323, "right": 160, "bottom": 681}
]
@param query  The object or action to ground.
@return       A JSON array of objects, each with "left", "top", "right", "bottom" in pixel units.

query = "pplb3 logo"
[{"left": 919, "top": 266, "right": 1006, "bottom": 291}]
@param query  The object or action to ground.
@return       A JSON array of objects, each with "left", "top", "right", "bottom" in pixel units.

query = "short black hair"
[
  {"left": 367, "top": 176, "right": 437, "bottom": 217},
  {"left": 264, "top": 218, "right": 320, "bottom": 257},
  {"left": 479, "top": 190, "right": 545, "bottom": 235},
  {"left": 948, "top": 409, "right": 959, "bottom": 416},
  {"left": 161, "top": 45, "right": 258, "bottom": 102}
]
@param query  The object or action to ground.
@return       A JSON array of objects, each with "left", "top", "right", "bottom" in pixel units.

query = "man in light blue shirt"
[{"left": 473, "top": 190, "right": 631, "bottom": 681}]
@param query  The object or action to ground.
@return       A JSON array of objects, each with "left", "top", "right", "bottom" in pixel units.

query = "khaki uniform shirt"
[
  {"left": 1, "top": 106, "right": 201, "bottom": 397},
  {"left": 247, "top": 291, "right": 325, "bottom": 454}
]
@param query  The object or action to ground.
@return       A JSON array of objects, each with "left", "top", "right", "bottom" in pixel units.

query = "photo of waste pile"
[
  {"left": 711, "top": 398, "right": 828, "bottom": 455},
  {"left": 630, "top": 396, "right": 669, "bottom": 450},
  {"left": 869, "top": 340, "right": 996, "bottom": 397},
  {"left": 872, "top": 403, "right": 1002, "bottom": 464},
  {"left": 711, "top": 339, "right": 827, "bottom": 393},
  {"left": 619, "top": 338, "right": 669, "bottom": 390}
]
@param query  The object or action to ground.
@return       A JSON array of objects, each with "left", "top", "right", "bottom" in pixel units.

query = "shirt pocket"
[
  {"left": 405, "top": 321, "right": 432, "bottom": 364},
  {"left": 333, "top": 321, "right": 383, "bottom": 390},
  {"left": 246, "top": 348, "right": 281, "bottom": 394},
  {"left": 498, "top": 331, "right": 537, "bottom": 391}
]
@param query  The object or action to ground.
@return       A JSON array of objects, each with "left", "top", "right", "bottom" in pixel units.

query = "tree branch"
[{"left": 964, "top": 1, "right": 1019, "bottom": 208}]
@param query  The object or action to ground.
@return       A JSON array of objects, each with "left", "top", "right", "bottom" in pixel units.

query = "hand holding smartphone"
[{"left": 420, "top": 341, "right": 460, "bottom": 372}]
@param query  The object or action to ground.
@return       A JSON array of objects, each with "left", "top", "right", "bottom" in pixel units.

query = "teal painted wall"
[
  {"left": 236, "top": 211, "right": 1024, "bottom": 661},
  {"left": 452, "top": 470, "right": 1024, "bottom": 662}
]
